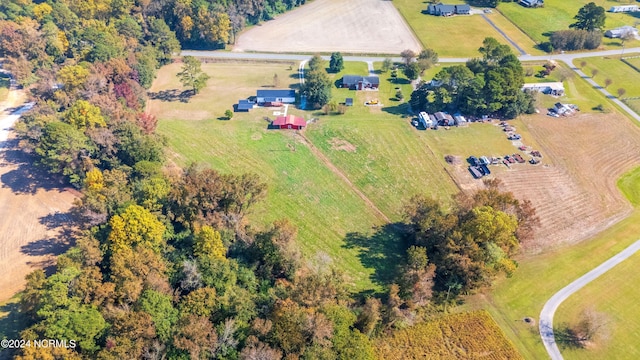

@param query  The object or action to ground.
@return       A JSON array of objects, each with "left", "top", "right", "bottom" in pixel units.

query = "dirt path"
[
  {"left": 298, "top": 133, "right": 391, "bottom": 223},
  {"left": 0, "top": 91, "right": 78, "bottom": 303}
]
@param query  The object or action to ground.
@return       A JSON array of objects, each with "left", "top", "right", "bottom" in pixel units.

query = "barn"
[
  {"left": 256, "top": 89, "right": 296, "bottom": 106},
  {"left": 272, "top": 115, "right": 306, "bottom": 130},
  {"left": 342, "top": 75, "right": 380, "bottom": 90}
]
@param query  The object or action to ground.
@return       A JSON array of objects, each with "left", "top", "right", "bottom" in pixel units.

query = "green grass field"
[
  {"left": 553, "top": 166, "right": 640, "bottom": 360},
  {"left": 392, "top": 0, "right": 523, "bottom": 57},
  {"left": 472, "top": 166, "right": 640, "bottom": 359},
  {"left": 498, "top": 0, "right": 640, "bottom": 49},
  {"left": 622, "top": 56, "right": 640, "bottom": 71},
  {"left": 575, "top": 56, "right": 640, "bottom": 98},
  {"left": 0, "top": 73, "right": 10, "bottom": 102}
]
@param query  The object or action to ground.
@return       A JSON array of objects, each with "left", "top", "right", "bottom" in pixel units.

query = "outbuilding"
[
  {"left": 519, "top": 0, "right": 543, "bottom": 7},
  {"left": 522, "top": 82, "right": 565, "bottom": 96},
  {"left": 235, "top": 99, "right": 255, "bottom": 112},
  {"left": 256, "top": 89, "right": 296, "bottom": 105},
  {"left": 271, "top": 115, "right": 306, "bottom": 130}
]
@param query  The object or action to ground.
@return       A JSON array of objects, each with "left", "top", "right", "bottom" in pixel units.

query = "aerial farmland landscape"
[{"left": 1, "top": 0, "right": 640, "bottom": 359}]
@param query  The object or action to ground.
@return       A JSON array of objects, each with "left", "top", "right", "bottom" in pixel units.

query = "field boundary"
[
  {"left": 621, "top": 57, "right": 640, "bottom": 74},
  {"left": 496, "top": 8, "right": 540, "bottom": 47}
]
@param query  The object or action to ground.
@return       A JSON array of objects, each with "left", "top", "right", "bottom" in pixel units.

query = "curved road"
[{"left": 539, "top": 239, "right": 640, "bottom": 359}]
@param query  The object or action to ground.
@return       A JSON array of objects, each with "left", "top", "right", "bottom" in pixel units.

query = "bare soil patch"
[
  {"left": 494, "top": 113, "right": 640, "bottom": 252},
  {"left": 329, "top": 137, "right": 356, "bottom": 152},
  {"left": 234, "top": 0, "right": 422, "bottom": 54}
]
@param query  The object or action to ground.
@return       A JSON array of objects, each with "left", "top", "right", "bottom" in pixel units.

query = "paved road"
[
  {"left": 539, "top": 239, "right": 640, "bottom": 360},
  {"left": 481, "top": 14, "right": 527, "bottom": 56},
  {"left": 182, "top": 47, "right": 640, "bottom": 64}
]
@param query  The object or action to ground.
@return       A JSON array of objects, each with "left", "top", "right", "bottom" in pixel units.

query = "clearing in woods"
[{"left": 233, "top": 0, "right": 422, "bottom": 54}]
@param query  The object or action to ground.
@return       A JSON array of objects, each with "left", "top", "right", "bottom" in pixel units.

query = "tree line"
[{"left": 410, "top": 37, "right": 536, "bottom": 119}]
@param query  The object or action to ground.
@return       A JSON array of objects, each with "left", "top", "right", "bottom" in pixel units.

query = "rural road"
[{"left": 539, "top": 239, "right": 640, "bottom": 360}]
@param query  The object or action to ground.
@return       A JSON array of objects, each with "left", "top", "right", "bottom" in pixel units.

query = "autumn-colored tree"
[
  {"left": 84, "top": 168, "right": 104, "bottom": 192},
  {"left": 109, "top": 246, "right": 167, "bottom": 304},
  {"left": 57, "top": 64, "right": 90, "bottom": 92},
  {"left": 180, "top": 287, "right": 217, "bottom": 317},
  {"left": 356, "top": 297, "right": 382, "bottom": 337},
  {"left": 107, "top": 204, "right": 166, "bottom": 254},
  {"left": 15, "top": 345, "right": 82, "bottom": 360},
  {"left": 173, "top": 315, "right": 218, "bottom": 359},
  {"left": 136, "top": 112, "right": 158, "bottom": 134},
  {"left": 194, "top": 225, "right": 226, "bottom": 259},
  {"left": 64, "top": 100, "right": 107, "bottom": 129}
]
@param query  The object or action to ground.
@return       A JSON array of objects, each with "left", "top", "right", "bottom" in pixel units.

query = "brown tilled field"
[
  {"left": 493, "top": 113, "right": 640, "bottom": 252},
  {"left": 0, "top": 93, "right": 78, "bottom": 303},
  {"left": 234, "top": 0, "right": 422, "bottom": 54}
]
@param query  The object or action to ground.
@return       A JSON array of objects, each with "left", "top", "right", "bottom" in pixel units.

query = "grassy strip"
[
  {"left": 0, "top": 74, "right": 10, "bottom": 102},
  {"left": 575, "top": 56, "right": 640, "bottom": 98}
]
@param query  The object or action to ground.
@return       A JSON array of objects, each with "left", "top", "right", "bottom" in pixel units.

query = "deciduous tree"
[
  {"left": 178, "top": 56, "right": 210, "bottom": 94},
  {"left": 570, "top": 2, "right": 606, "bottom": 31}
]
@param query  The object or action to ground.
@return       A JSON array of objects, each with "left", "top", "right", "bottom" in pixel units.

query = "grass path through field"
[{"left": 298, "top": 132, "right": 390, "bottom": 223}]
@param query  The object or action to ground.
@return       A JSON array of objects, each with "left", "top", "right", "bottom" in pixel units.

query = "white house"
[
  {"left": 256, "top": 89, "right": 296, "bottom": 105},
  {"left": 609, "top": 5, "right": 639, "bottom": 13},
  {"left": 522, "top": 82, "right": 565, "bottom": 96},
  {"left": 604, "top": 26, "right": 639, "bottom": 39}
]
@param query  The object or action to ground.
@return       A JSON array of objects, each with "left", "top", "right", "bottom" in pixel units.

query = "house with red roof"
[{"left": 271, "top": 115, "right": 306, "bottom": 130}]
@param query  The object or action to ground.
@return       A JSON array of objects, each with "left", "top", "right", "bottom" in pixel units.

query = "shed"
[
  {"left": 434, "top": 112, "right": 454, "bottom": 126},
  {"left": 272, "top": 115, "right": 306, "bottom": 130},
  {"left": 454, "top": 114, "right": 467, "bottom": 125},
  {"left": 235, "top": 99, "right": 254, "bottom": 112},
  {"left": 345, "top": 98, "right": 353, "bottom": 106},
  {"left": 256, "top": 89, "right": 296, "bottom": 105}
]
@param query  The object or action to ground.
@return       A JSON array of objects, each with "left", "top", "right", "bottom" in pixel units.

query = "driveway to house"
[
  {"left": 480, "top": 14, "right": 527, "bottom": 56},
  {"left": 539, "top": 239, "right": 640, "bottom": 360}
]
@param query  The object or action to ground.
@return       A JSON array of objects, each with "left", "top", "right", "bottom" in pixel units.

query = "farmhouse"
[
  {"left": 519, "top": 0, "right": 543, "bottom": 7},
  {"left": 256, "top": 89, "right": 296, "bottom": 105},
  {"left": 271, "top": 114, "right": 306, "bottom": 130},
  {"left": 604, "top": 26, "right": 639, "bottom": 39},
  {"left": 342, "top": 75, "right": 380, "bottom": 90},
  {"left": 522, "top": 82, "right": 565, "bottom": 96},
  {"left": 426, "top": 4, "right": 470, "bottom": 16},
  {"left": 235, "top": 99, "right": 255, "bottom": 112},
  {"left": 609, "top": 5, "right": 638, "bottom": 13}
]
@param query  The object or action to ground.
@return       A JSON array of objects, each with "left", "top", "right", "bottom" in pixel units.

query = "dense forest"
[{"left": 0, "top": 0, "right": 538, "bottom": 358}]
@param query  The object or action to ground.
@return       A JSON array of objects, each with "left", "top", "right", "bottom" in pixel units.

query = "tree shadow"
[
  {"left": 382, "top": 102, "right": 410, "bottom": 116},
  {"left": 0, "top": 300, "right": 31, "bottom": 359},
  {"left": 554, "top": 324, "right": 587, "bottom": 350},
  {"left": 0, "top": 145, "right": 69, "bottom": 195},
  {"left": 343, "top": 223, "right": 409, "bottom": 286},
  {"left": 147, "top": 89, "right": 194, "bottom": 103}
]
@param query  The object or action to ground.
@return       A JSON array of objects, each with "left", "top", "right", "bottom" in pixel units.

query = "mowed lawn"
[
  {"left": 393, "top": 0, "right": 518, "bottom": 57},
  {"left": 498, "top": 0, "right": 640, "bottom": 48},
  {"left": 553, "top": 167, "right": 640, "bottom": 360},
  {"left": 575, "top": 56, "right": 640, "bottom": 98},
  {"left": 152, "top": 62, "right": 389, "bottom": 290},
  {"left": 470, "top": 166, "right": 640, "bottom": 359}
]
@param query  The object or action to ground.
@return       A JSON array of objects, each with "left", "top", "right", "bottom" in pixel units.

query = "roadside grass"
[
  {"left": 575, "top": 56, "right": 640, "bottom": 98},
  {"left": 624, "top": 98, "right": 640, "bottom": 116},
  {"left": 0, "top": 73, "right": 10, "bottom": 102},
  {"left": 467, "top": 166, "right": 640, "bottom": 359},
  {"left": 623, "top": 56, "right": 640, "bottom": 71},
  {"left": 498, "top": 0, "right": 640, "bottom": 49},
  {"left": 393, "top": 0, "right": 516, "bottom": 57}
]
